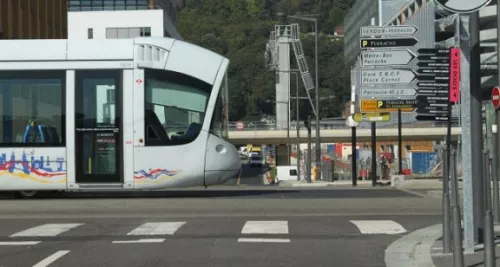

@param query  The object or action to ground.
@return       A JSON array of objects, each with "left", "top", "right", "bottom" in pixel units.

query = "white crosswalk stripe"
[
  {"left": 241, "top": 221, "right": 289, "bottom": 234},
  {"left": 10, "top": 223, "right": 83, "bottom": 237},
  {"left": 349, "top": 220, "right": 407, "bottom": 235},
  {"left": 126, "top": 222, "right": 186, "bottom": 236}
]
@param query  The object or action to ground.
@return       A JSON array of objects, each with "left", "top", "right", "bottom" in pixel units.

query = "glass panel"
[
  {"left": 78, "top": 78, "right": 117, "bottom": 175},
  {"left": 106, "top": 28, "right": 117, "bottom": 39},
  {"left": 144, "top": 70, "right": 212, "bottom": 146},
  {"left": 117, "top": 28, "right": 129, "bottom": 38},
  {"left": 129, "top": 28, "right": 141, "bottom": 38},
  {"left": 0, "top": 72, "right": 65, "bottom": 146}
]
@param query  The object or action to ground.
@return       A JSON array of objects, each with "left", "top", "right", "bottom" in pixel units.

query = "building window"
[
  {"left": 141, "top": 27, "right": 151, "bottom": 37},
  {"left": 106, "top": 27, "right": 151, "bottom": 39},
  {"left": 144, "top": 69, "right": 212, "bottom": 146},
  {"left": 88, "top": 28, "right": 93, "bottom": 39},
  {"left": 0, "top": 71, "right": 66, "bottom": 147}
]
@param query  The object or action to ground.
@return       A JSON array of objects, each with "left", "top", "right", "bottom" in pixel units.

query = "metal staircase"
[{"left": 265, "top": 23, "right": 317, "bottom": 116}]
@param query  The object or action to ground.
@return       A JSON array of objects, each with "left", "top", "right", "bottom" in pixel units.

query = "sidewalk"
[{"left": 431, "top": 227, "right": 500, "bottom": 267}]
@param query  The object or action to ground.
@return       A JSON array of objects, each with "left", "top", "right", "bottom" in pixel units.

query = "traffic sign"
[
  {"left": 417, "top": 69, "right": 449, "bottom": 74},
  {"left": 360, "top": 99, "right": 379, "bottom": 112},
  {"left": 417, "top": 82, "right": 448, "bottom": 87},
  {"left": 492, "top": 86, "right": 500, "bottom": 109},
  {"left": 416, "top": 115, "right": 452, "bottom": 121},
  {"left": 360, "top": 88, "right": 416, "bottom": 98},
  {"left": 352, "top": 113, "right": 391, "bottom": 122},
  {"left": 377, "top": 99, "right": 417, "bottom": 108},
  {"left": 417, "top": 75, "right": 449, "bottom": 81},
  {"left": 360, "top": 37, "right": 418, "bottom": 48},
  {"left": 417, "top": 62, "right": 450, "bottom": 68},
  {"left": 416, "top": 95, "right": 449, "bottom": 101},
  {"left": 235, "top": 121, "right": 245, "bottom": 130},
  {"left": 360, "top": 25, "right": 418, "bottom": 37},
  {"left": 435, "top": 0, "right": 491, "bottom": 13},
  {"left": 417, "top": 55, "right": 450, "bottom": 61},
  {"left": 417, "top": 89, "right": 449, "bottom": 94},
  {"left": 360, "top": 50, "right": 416, "bottom": 66},
  {"left": 361, "top": 69, "right": 416, "bottom": 84},
  {"left": 418, "top": 48, "right": 450, "bottom": 54},
  {"left": 448, "top": 48, "right": 461, "bottom": 103}
]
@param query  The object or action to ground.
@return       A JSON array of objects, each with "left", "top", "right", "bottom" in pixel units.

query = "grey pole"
[
  {"left": 470, "top": 11, "right": 485, "bottom": 244},
  {"left": 296, "top": 73, "right": 301, "bottom": 181},
  {"left": 495, "top": 112, "right": 500, "bottom": 222},
  {"left": 442, "top": 148, "right": 452, "bottom": 253},
  {"left": 483, "top": 149, "right": 496, "bottom": 267},
  {"left": 493, "top": 118, "right": 500, "bottom": 222},
  {"left": 314, "top": 19, "right": 321, "bottom": 181},
  {"left": 287, "top": 86, "right": 291, "bottom": 166},
  {"left": 307, "top": 115, "right": 312, "bottom": 183},
  {"left": 451, "top": 149, "right": 465, "bottom": 267},
  {"left": 494, "top": 0, "right": 500, "bottom": 223}
]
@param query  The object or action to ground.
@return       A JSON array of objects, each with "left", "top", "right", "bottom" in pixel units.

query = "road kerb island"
[{"left": 385, "top": 223, "right": 442, "bottom": 267}]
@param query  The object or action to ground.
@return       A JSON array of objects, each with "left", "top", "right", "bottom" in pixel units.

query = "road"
[
  {"left": 223, "top": 158, "right": 265, "bottom": 185},
  {"left": 0, "top": 187, "right": 441, "bottom": 267}
]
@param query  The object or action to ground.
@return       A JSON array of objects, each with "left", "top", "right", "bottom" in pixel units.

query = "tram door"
[{"left": 75, "top": 70, "right": 123, "bottom": 183}]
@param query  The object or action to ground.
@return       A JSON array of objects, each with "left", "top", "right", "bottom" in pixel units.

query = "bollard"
[
  {"left": 483, "top": 149, "right": 496, "bottom": 267},
  {"left": 442, "top": 148, "right": 452, "bottom": 253},
  {"left": 451, "top": 149, "right": 465, "bottom": 267}
]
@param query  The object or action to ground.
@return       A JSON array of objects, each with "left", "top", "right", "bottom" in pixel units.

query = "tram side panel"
[{"left": 0, "top": 148, "right": 67, "bottom": 191}]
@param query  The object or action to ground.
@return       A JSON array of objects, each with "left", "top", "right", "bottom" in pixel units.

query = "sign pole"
[
  {"left": 494, "top": 0, "right": 500, "bottom": 223},
  {"left": 371, "top": 122, "right": 377, "bottom": 186},
  {"left": 397, "top": 108, "right": 403, "bottom": 174},
  {"left": 469, "top": 11, "right": 485, "bottom": 245},
  {"left": 352, "top": 126, "right": 357, "bottom": 186}
]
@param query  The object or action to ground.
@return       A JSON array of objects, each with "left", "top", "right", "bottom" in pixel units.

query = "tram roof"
[{"left": 0, "top": 37, "right": 228, "bottom": 85}]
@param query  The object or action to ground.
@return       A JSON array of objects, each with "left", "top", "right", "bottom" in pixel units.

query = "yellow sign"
[
  {"left": 360, "top": 100, "right": 378, "bottom": 112},
  {"left": 353, "top": 113, "right": 391, "bottom": 122}
]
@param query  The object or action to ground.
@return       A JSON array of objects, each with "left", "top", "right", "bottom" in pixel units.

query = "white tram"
[{"left": 0, "top": 37, "right": 241, "bottom": 198}]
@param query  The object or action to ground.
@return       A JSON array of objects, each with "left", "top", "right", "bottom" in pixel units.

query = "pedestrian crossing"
[{"left": 0, "top": 219, "right": 409, "bottom": 246}]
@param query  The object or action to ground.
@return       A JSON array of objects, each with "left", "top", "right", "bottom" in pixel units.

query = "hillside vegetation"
[{"left": 177, "top": 0, "right": 355, "bottom": 122}]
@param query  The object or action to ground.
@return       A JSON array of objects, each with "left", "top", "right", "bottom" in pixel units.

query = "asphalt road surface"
[
  {"left": 0, "top": 188, "right": 442, "bottom": 267},
  {"left": 223, "top": 158, "right": 265, "bottom": 185}
]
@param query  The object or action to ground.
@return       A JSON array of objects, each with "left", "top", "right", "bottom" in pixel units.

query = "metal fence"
[
  {"left": 228, "top": 120, "right": 460, "bottom": 131},
  {"left": 289, "top": 146, "right": 461, "bottom": 181}
]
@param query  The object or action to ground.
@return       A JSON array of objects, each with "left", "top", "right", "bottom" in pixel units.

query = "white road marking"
[
  {"left": 0, "top": 241, "right": 40, "bottom": 246},
  {"left": 350, "top": 220, "right": 407, "bottom": 235},
  {"left": 238, "top": 238, "right": 291, "bottom": 243},
  {"left": 127, "top": 222, "right": 186, "bottom": 236},
  {"left": 10, "top": 223, "right": 83, "bottom": 237},
  {"left": 241, "top": 221, "right": 289, "bottom": 234},
  {"left": 112, "top": 238, "right": 165, "bottom": 244},
  {"left": 33, "top": 250, "right": 70, "bottom": 267}
]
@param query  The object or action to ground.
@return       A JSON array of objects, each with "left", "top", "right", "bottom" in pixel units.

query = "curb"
[{"left": 385, "top": 223, "right": 442, "bottom": 267}]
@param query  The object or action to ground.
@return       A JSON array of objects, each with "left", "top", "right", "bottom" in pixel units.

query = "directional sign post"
[
  {"left": 358, "top": 25, "right": 420, "bottom": 180},
  {"left": 361, "top": 50, "right": 416, "bottom": 66}
]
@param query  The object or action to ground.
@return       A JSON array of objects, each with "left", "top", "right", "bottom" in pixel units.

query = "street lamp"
[{"left": 288, "top": 14, "right": 321, "bottom": 181}]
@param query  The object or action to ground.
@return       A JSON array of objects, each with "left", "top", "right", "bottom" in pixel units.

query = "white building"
[{"left": 67, "top": 0, "right": 183, "bottom": 40}]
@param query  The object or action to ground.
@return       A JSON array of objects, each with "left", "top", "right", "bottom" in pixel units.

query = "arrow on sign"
[
  {"left": 417, "top": 75, "right": 449, "bottom": 81},
  {"left": 416, "top": 115, "right": 453, "bottom": 121},
  {"left": 361, "top": 69, "right": 416, "bottom": 85},
  {"left": 360, "top": 50, "right": 416, "bottom": 66},
  {"left": 417, "top": 48, "right": 450, "bottom": 54},
  {"left": 416, "top": 95, "right": 449, "bottom": 101},
  {"left": 417, "top": 69, "right": 449, "bottom": 74}
]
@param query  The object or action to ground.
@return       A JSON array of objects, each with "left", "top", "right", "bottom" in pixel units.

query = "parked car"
[{"left": 249, "top": 154, "right": 262, "bottom": 168}]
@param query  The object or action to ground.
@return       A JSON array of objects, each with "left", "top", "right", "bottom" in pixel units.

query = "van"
[{"left": 275, "top": 165, "right": 299, "bottom": 183}]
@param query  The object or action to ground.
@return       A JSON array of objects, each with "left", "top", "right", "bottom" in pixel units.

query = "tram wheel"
[{"left": 15, "top": 191, "right": 38, "bottom": 199}]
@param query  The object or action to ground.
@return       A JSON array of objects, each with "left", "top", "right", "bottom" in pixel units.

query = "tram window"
[
  {"left": 0, "top": 71, "right": 65, "bottom": 147},
  {"left": 144, "top": 69, "right": 211, "bottom": 146}
]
